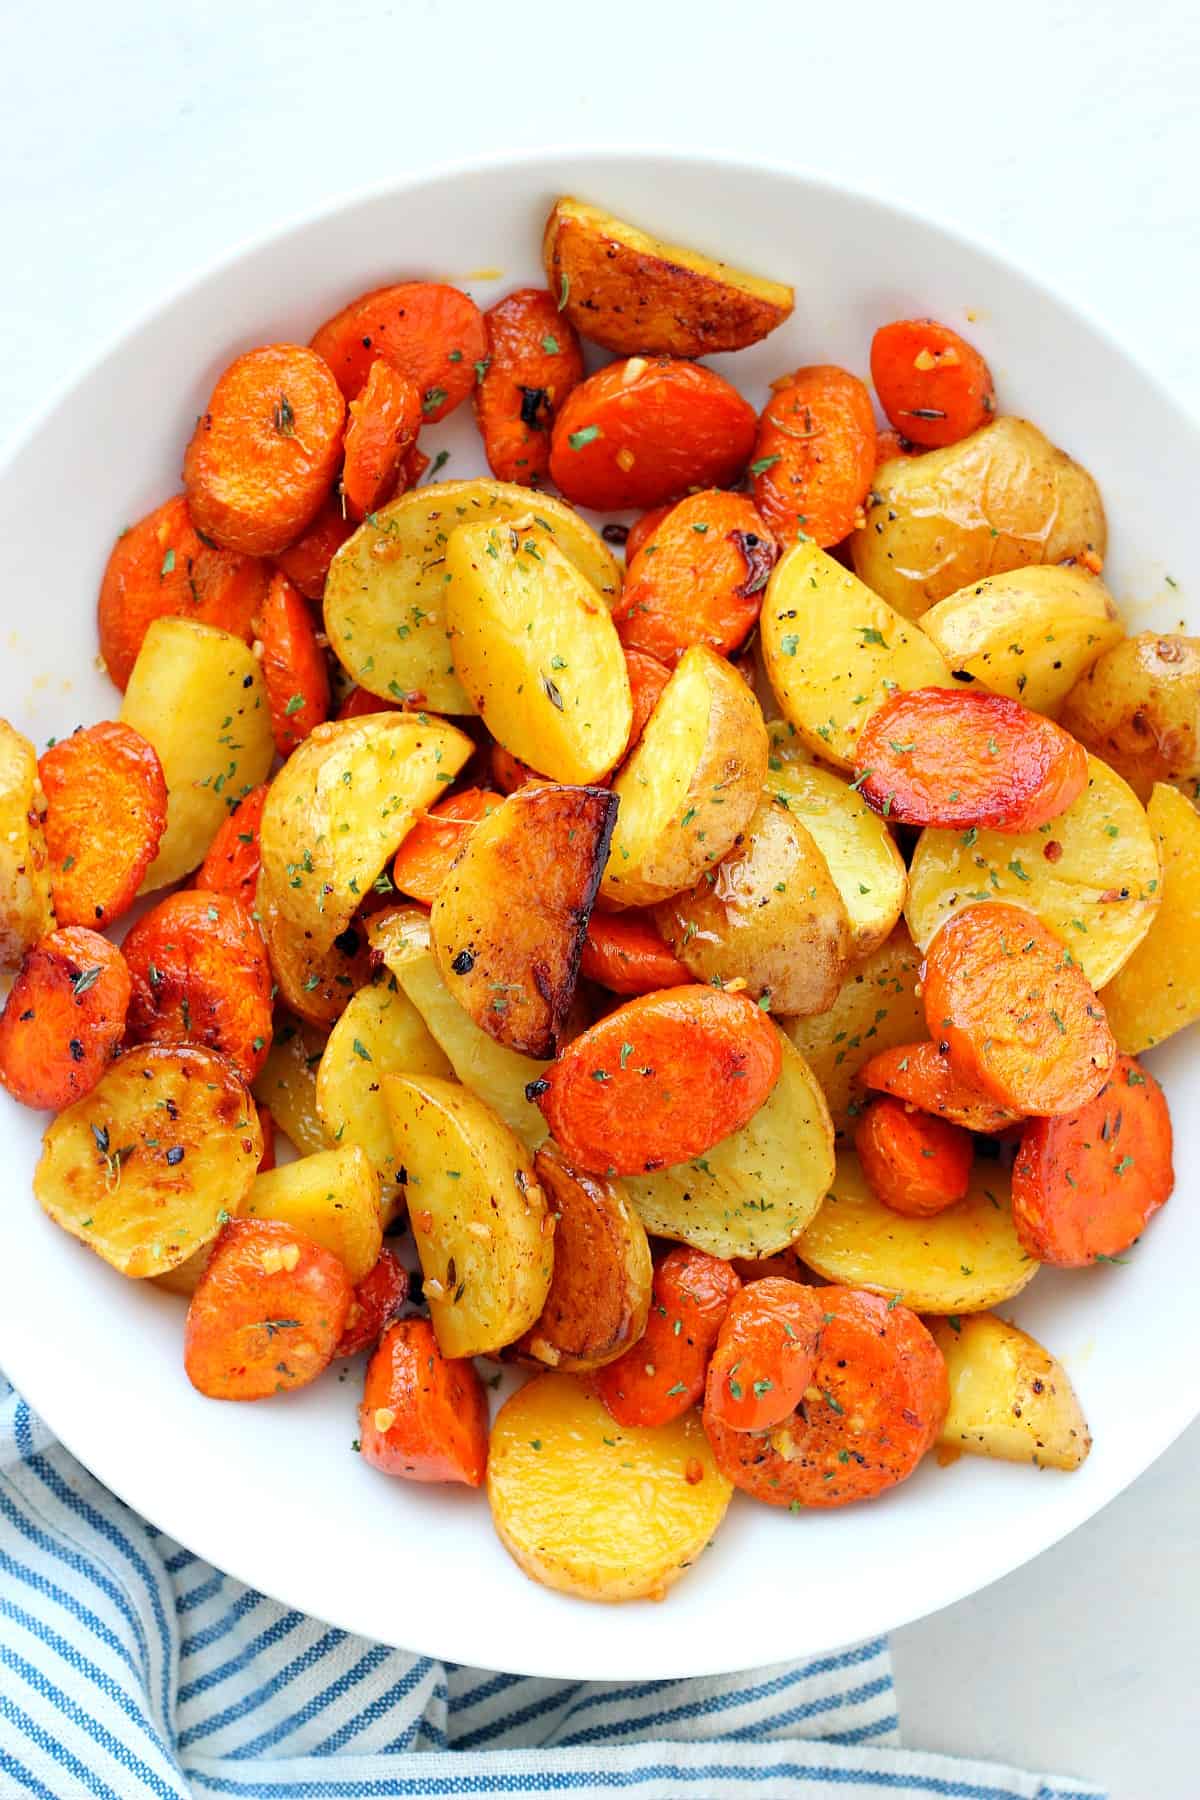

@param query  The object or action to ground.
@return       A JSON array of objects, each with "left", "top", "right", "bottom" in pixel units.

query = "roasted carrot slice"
[
  {"left": 855, "top": 1095, "right": 973, "bottom": 1218},
  {"left": 0, "top": 928, "right": 130, "bottom": 1110},
  {"left": 475, "top": 287, "right": 585, "bottom": 484},
  {"left": 731, "top": 1247, "right": 805, "bottom": 1284},
  {"left": 335, "top": 686, "right": 402, "bottom": 722},
  {"left": 272, "top": 494, "right": 355, "bottom": 600},
  {"left": 257, "top": 1103, "right": 277, "bottom": 1172},
  {"left": 335, "top": 1248, "right": 410, "bottom": 1357},
  {"left": 1011, "top": 1055, "right": 1173, "bottom": 1265},
  {"left": 751, "top": 365, "right": 876, "bottom": 548},
  {"left": 488, "top": 743, "right": 536, "bottom": 794},
  {"left": 310, "top": 282, "right": 486, "bottom": 418},
  {"left": 257, "top": 570, "right": 331, "bottom": 756},
  {"left": 704, "top": 1286, "right": 948, "bottom": 1507},
  {"left": 535, "top": 985, "right": 781, "bottom": 1174},
  {"left": 390, "top": 787, "right": 500, "bottom": 906},
  {"left": 97, "top": 494, "right": 267, "bottom": 689},
  {"left": 549, "top": 358, "right": 757, "bottom": 511},
  {"left": 623, "top": 649, "right": 672, "bottom": 752},
  {"left": 614, "top": 490, "right": 778, "bottom": 664},
  {"left": 623, "top": 503, "right": 675, "bottom": 564},
  {"left": 704, "top": 1277, "right": 824, "bottom": 1432},
  {"left": 874, "top": 428, "right": 918, "bottom": 469},
  {"left": 185, "top": 1218, "right": 351, "bottom": 1401},
  {"left": 122, "top": 889, "right": 274, "bottom": 1082},
  {"left": 196, "top": 784, "right": 270, "bottom": 911},
  {"left": 857, "top": 689, "right": 1087, "bottom": 831},
  {"left": 579, "top": 911, "right": 690, "bottom": 995},
  {"left": 39, "top": 722, "right": 167, "bottom": 929},
  {"left": 183, "top": 345, "right": 346, "bottom": 556},
  {"left": 870, "top": 319, "right": 995, "bottom": 449},
  {"left": 594, "top": 1246, "right": 741, "bottom": 1428},
  {"left": 341, "top": 360, "right": 423, "bottom": 521},
  {"left": 859, "top": 1040, "right": 1020, "bottom": 1133},
  {"left": 360, "top": 1316, "right": 488, "bottom": 1484},
  {"left": 923, "top": 904, "right": 1116, "bottom": 1116}
]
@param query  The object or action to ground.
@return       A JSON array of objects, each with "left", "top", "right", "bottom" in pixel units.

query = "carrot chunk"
[
  {"left": 623, "top": 648, "right": 672, "bottom": 751},
  {"left": 1011, "top": 1055, "right": 1173, "bottom": 1265},
  {"left": 855, "top": 1095, "right": 973, "bottom": 1218},
  {"left": 335, "top": 1249, "right": 410, "bottom": 1357},
  {"left": 257, "top": 570, "right": 331, "bottom": 756},
  {"left": 39, "top": 722, "right": 167, "bottom": 929},
  {"left": 613, "top": 491, "right": 778, "bottom": 665},
  {"left": 272, "top": 495, "right": 354, "bottom": 600},
  {"left": 594, "top": 1246, "right": 741, "bottom": 1427},
  {"left": 859, "top": 1040, "right": 1020, "bottom": 1133},
  {"left": 310, "top": 281, "right": 486, "bottom": 418},
  {"left": 623, "top": 503, "right": 675, "bottom": 564},
  {"left": 122, "top": 889, "right": 274, "bottom": 1082},
  {"left": 196, "top": 784, "right": 269, "bottom": 911},
  {"left": 360, "top": 1316, "right": 488, "bottom": 1485},
  {"left": 335, "top": 686, "right": 402, "bottom": 722},
  {"left": 475, "top": 288, "right": 585, "bottom": 484},
  {"left": 579, "top": 911, "right": 690, "bottom": 995},
  {"left": 341, "top": 360, "right": 423, "bottom": 521},
  {"left": 0, "top": 928, "right": 130, "bottom": 1110},
  {"left": 870, "top": 318, "right": 995, "bottom": 449},
  {"left": 922, "top": 904, "right": 1116, "bottom": 1116},
  {"left": 390, "top": 787, "right": 500, "bottom": 907},
  {"left": 751, "top": 365, "right": 876, "bottom": 548},
  {"left": 704, "top": 1278, "right": 823, "bottom": 1432}
]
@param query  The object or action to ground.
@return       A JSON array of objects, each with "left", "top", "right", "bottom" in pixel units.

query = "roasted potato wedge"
[
  {"left": 760, "top": 542, "right": 951, "bottom": 771},
  {"left": 905, "top": 752, "right": 1161, "bottom": 989},
  {"left": 516, "top": 1146, "right": 652, "bottom": 1372},
  {"left": 852, "top": 418, "right": 1107, "bottom": 621},
  {"left": 34, "top": 1043, "right": 261, "bottom": 1277},
  {"left": 382, "top": 1071, "right": 553, "bottom": 1357},
  {"left": 1101, "top": 782, "right": 1200, "bottom": 1051},
  {"left": 797, "top": 1150, "right": 1038, "bottom": 1314},
  {"left": 784, "top": 927, "right": 925, "bottom": 1136},
  {"left": 602, "top": 644, "right": 768, "bottom": 907},
  {"left": 654, "top": 793, "right": 851, "bottom": 1014},
  {"left": 255, "top": 877, "right": 371, "bottom": 1027},
  {"left": 0, "top": 719, "right": 54, "bottom": 968},
  {"left": 258, "top": 712, "right": 472, "bottom": 955},
  {"left": 920, "top": 566, "right": 1123, "bottom": 715},
  {"left": 120, "top": 619, "right": 273, "bottom": 892},
  {"left": 1059, "top": 632, "right": 1200, "bottom": 801},
  {"left": 445, "top": 521, "right": 631, "bottom": 784},
  {"left": 928, "top": 1313, "right": 1091, "bottom": 1471},
  {"left": 242, "top": 1142, "right": 383, "bottom": 1284},
  {"left": 251, "top": 1014, "right": 331, "bottom": 1155},
  {"left": 769, "top": 758, "right": 906, "bottom": 957},
  {"left": 325, "top": 478, "right": 621, "bottom": 714},
  {"left": 431, "top": 784, "right": 617, "bottom": 1056},
  {"left": 542, "top": 196, "right": 793, "bottom": 358},
  {"left": 487, "top": 1373, "right": 731, "bottom": 1602}
]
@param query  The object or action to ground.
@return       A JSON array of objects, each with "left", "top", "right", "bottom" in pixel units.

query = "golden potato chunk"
[
  {"left": 1059, "top": 632, "right": 1200, "bottom": 801},
  {"left": 769, "top": 757, "right": 907, "bottom": 957},
  {"left": 255, "top": 880, "right": 370, "bottom": 1030},
  {"left": 928, "top": 1313, "right": 1091, "bottom": 1471},
  {"left": 0, "top": 719, "right": 54, "bottom": 968},
  {"left": 1101, "top": 782, "right": 1200, "bottom": 1051},
  {"left": 251, "top": 1014, "right": 332, "bottom": 1156},
  {"left": 784, "top": 927, "right": 925, "bottom": 1137},
  {"left": 242, "top": 1143, "right": 383, "bottom": 1285}
]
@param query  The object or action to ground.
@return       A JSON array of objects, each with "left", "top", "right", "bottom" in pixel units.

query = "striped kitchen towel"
[{"left": 0, "top": 1371, "right": 1102, "bottom": 1799}]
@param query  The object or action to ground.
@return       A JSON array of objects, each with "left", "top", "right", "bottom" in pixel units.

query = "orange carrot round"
[
  {"left": 335, "top": 1249, "right": 410, "bottom": 1358},
  {"left": 870, "top": 318, "right": 995, "bottom": 449},
  {"left": 123, "top": 889, "right": 274, "bottom": 1082},
  {"left": 704, "top": 1278, "right": 823, "bottom": 1432},
  {"left": 858, "top": 1040, "right": 1020, "bottom": 1133},
  {"left": 39, "top": 722, "right": 167, "bottom": 929},
  {"left": 257, "top": 570, "right": 331, "bottom": 756},
  {"left": 594, "top": 1246, "right": 741, "bottom": 1428},
  {"left": 341, "top": 360, "right": 423, "bottom": 521},
  {"left": 0, "top": 928, "right": 130, "bottom": 1111},
  {"left": 857, "top": 689, "right": 1087, "bottom": 831},
  {"left": 185, "top": 1218, "right": 351, "bottom": 1401},
  {"left": 475, "top": 287, "right": 585, "bottom": 484},
  {"left": 855, "top": 1095, "right": 973, "bottom": 1218},
  {"left": 623, "top": 503, "right": 675, "bottom": 564},
  {"left": 310, "top": 281, "right": 486, "bottom": 418},
  {"left": 549, "top": 358, "right": 757, "bottom": 511},
  {"left": 613, "top": 490, "right": 778, "bottom": 665},
  {"left": 391, "top": 787, "right": 500, "bottom": 906},
  {"left": 751, "top": 365, "right": 876, "bottom": 548},
  {"left": 923, "top": 905, "right": 1116, "bottom": 1116},
  {"left": 1011, "top": 1055, "right": 1173, "bottom": 1265},
  {"left": 97, "top": 495, "right": 266, "bottom": 689},
  {"left": 579, "top": 911, "right": 690, "bottom": 995},
  {"left": 535, "top": 985, "right": 781, "bottom": 1174},
  {"left": 183, "top": 345, "right": 345, "bottom": 556},
  {"left": 360, "top": 1316, "right": 488, "bottom": 1485},
  {"left": 623, "top": 648, "right": 672, "bottom": 751},
  {"left": 272, "top": 495, "right": 355, "bottom": 600},
  {"left": 335, "top": 686, "right": 402, "bottom": 722},
  {"left": 704, "top": 1286, "right": 948, "bottom": 1507},
  {"left": 196, "top": 784, "right": 270, "bottom": 911}
]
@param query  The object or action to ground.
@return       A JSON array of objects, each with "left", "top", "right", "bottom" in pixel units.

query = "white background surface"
[{"left": 2, "top": 2, "right": 1197, "bottom": 1794}]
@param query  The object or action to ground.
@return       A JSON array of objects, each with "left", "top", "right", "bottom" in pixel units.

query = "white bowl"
[{"left": 1, "top": 150, "right": 1197, "bottom": 1680}]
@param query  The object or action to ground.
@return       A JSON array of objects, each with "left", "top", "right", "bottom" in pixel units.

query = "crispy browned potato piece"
[
  {"left": 543, "top": 197, "right": 794, "bottom": 357},
  {"left": 1059, "top": 633, "right": 1200, "bottom": 802},
  {"left": 256, "top": 877, "right": 371, "bottom": 1027}
]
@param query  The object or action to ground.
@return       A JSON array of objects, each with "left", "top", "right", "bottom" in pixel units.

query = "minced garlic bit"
[
  {"left": 615, "top": 448, "right": 636, "bottom": 472},
  {"left": 1081, "top": 549, "right": 1104, "bottom": 575},
  {"left": 373, "top": 1407, "right": 396, "bottom": 1433},
  {"left": 528, "top": 1335, "right": 561, "bottom": 1366},
  {"left": 852, "top": 505, "right": 867, "bottom": 532},
  {"left": 424, "top": 1277, "right": 446, "bottom": 1300},
  {"left": 685, "top": 1457, "right": 705, "bottom": 1485},
  {"left": 769, "top": 1426, "right": 801, "bottom": 1461},
  {"left": 417, "top": 1209, "right": 434, "bottom": 1234},
  {"left": 466, "top": 1220, "right": 492, "bottom": 1242},
  {"left": 258, "top": 1243, "right": 300, "bottom": 1275},
  {"left": 622, "top": 357, "right": 648, "bottom": 386}
]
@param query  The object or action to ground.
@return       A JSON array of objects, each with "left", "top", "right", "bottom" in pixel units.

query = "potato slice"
[
  {"left": 769, "top": 758, "right": 906, "bottom": 957},
  {"left": 1059, "top": 632, "right": 1200, "bottom": 802},
  {"left": 797, "top": 1150, "right": 1038, "bottom": 1314},
  {"left": 760, "top": 542, "right": 951, "bottom": 772},
  {"left": 602, "top": 644, "right": 768, "bottom": 907},
  {"left": 431, "top": 784, "right": 617, "bottom": 1056},
  {"left": 516, "top": 1146, "right": 652, "bottom": 1372},
  {"left": 243, "top": 1142, "right": 383, "bottom": 1285},
  {"left": 654, "top": 794, "right": 850, "bottom": 1014},
  {"left": 121, "top": 619, "right": 274, "bottom": 892},
  {"left": 905, "top": 752, "right": 1161, "bottom": 989},
  {"left": 315, "top": 976, "right": 452, "bottom": 1206},
  {"left": 928, "top": 1313, "right": 1091, "bottom": 1471},
  {"left": 445, "top": 521, "right": 630, "bottom": 784},
  {"left": 369, "top": 906, "right": 550, "bottom": 1148},
  {"left": 852, "top": 418, "right": 1107, "bottom": 621},
  {"left": 920, "top": 566, "right": 1123, "bottom": 715},
  {"left": 258, "top": 712, "right": 472, "bottom": 955},
  {"left": 325, "top": 479, "right": 621, "bottom": 715},
  {"left": 784, "top": 927, "right": 925, "bottom": 1137},
  {"left": 487, "top": 1373, "right": 731, "bottom": 1601},
  {"left": 0, "top": 719, "right": 54, "bottom": 968},
  {"left": 1100, "top": 782, "right": 1200, "bottom": 1051},
  {"left": 382, "top": 1072, "right": 552, "bottom": 1357},
  {"left": 542, "top": 195, "right": 793, "bottom": 358},
  {"left": 252, "top": 1014, "right": 331, "bottom": 1156},
  {"left": 34, "top": 1043, "right": 261, "bottom": 1277},
  {"left": 256, "top": 879, "right": 372, "bottom": 1029}
]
